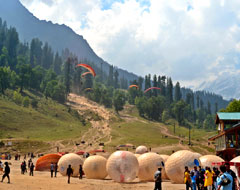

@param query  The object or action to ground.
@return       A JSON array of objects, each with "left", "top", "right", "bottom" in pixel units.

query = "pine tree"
[
  {"left": 138, "top": 77, "right": 143, "bottom": 90},
  {"left": 166, "top": 77, "right": 173, "bottom": 104},
  {"left": 197, "top": 95, "right": 200, "bottom": 108},
  {"left": 153, "top": 74, "right": 158, "bottom": 96},
  {"left": 114, "top": 70, "right": 119, "bottom": 89},
  {"left": 107, "top": 65, "right": 114, "bottom": 86},
  {"left": 215, "top": 102, "right": 218, "bottom": 113},
  {"left": 174, "top": 82, "right": 181, "bottom": 101},
  {"left": 207, "top": 101, "right": 211, "bottom": 114},
  {"left": 64, "top": 58, "right": 72, "bottom": 95}
]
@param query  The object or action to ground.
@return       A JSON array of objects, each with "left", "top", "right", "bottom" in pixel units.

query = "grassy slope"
[
  {"left": 0, "top": 90, "right": 89, "bottom": 141},
  {"left": 107, "top": 105, "right": 216, "bottom": 154}
]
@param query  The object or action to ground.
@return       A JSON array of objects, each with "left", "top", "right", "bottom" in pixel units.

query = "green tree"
[
  {"left": 173, "top": 100, "right": 187, "bottom": 125},
  {"left": 166, "top": 77, "right": 173, "bottom": 104},
  {"left": 174, "top": 82, "right": 181, "bottom": 101},
  {"left": 0, "top": 66, "right": 12, "bottom": 94},
  {"left": 64, "top": 58, "right": 72, "bottom": 95},
  {"left": 135, "top": 96, "right": 147, "bottom": 117},
  {"left": 207, "top": 101, "right": 211, "bottom": 114},
  {"left": 107, "top": 65, "right": 114, "bottom": 86},
  {"left": 16, "top": 56, "right": 32, "bottom": 92},
  {"left": 0, "top": 47, "right": 8, "bottom": 67},
  {"left": 22, "top": 96, "right": 30, "bottom": 107},
  {"left": 44, "top": 80, "right": 58, "bottom": 98},
  {"left": 114, "top": 70, "right": 119, "bottom": 89},
  {"left": 113, "top": 90, "right": 126, "bottom": 113},
  {"left": 226, "top": 99, "right": 240, "bottom": 112},
  {"left": 203, "top": 115, "right": 215, "bottom": 130},
  {"left": 13, "top": 90, "right": 23, "bottom": 105},
  {"left": 162, "top": 110, "right": 170, "bottom": 123}
]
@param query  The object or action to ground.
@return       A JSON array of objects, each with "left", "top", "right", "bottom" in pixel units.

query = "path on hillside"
[{"left": 67, "top": 93, "right": 112, "bottom": 151}]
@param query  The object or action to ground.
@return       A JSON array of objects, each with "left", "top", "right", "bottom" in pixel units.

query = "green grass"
[
  {"left": 107, "top": 120, "right": 179, "bottom": 149},
  {"left": 165, "top": 119, "right": 216, "bottom": 141},
  {"left": 0, "top": 90, "right": 90, "bottom": 141}
]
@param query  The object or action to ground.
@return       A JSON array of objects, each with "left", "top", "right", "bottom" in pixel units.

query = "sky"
[{"left": 19, "top": 0, "right": 240, "bottom": 88}]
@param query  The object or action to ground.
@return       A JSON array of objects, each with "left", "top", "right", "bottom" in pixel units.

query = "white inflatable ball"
[
  {"left": 106, "top": 151, "right": 139, "bottom": 183},
  {"left": 134, "top": 154, "right": 141, "bottom": 158},
  {"left": 165, "top": 150, "right": 201, "bottom": 184},
  {"left": 200, "top": 155, "right": 224, "bottom": 169},
  {"left": 83, "top": 155, "right": 107, "bottom": 179},
  {"left": 58, "top": 153, "right": 83, "bottom": 177},
  {"left": 230, "top": 156, "right": 240, "bottom": 180},
  {"left": 138, "top": 152, "right": 164, "bottom": 181},
  {"left": 159, "top": 154, "right": 170, "bottom": 180},
  {"left": 135, "top": 146, "right": 148, "bottom": 154}
]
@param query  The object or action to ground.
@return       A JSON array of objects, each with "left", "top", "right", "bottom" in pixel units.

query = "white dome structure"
[
  {"left": 135, "top": 146, "right": 148, "bottom": 154},
  {"left": 83, "top": 155, "right": 107, "bottom": 179},
  {"left": 165, "top": 150, "right": 201, "bottom": 184},
  {"left": 58, "top": 153, "right": 83, "bottom": 177},
  {"left": 200, "top": 155, "right": 224, "bottom": 169},
  {"left": 106, "top": 151, "right": 139, "bottom": 183},
  {"left": 138, "top": 153, "right": 164, "bottom": 181},
  {"left": 159, "top": 154, "right": 170, "bottom": 180}
]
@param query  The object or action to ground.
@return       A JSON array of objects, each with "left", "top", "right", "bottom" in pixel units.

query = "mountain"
[
  {"left": 0, "top": 0, "right": 138, "bottom": 82},
  {"left": 197, "top": 73, "right": 240, "bottom": 100}
]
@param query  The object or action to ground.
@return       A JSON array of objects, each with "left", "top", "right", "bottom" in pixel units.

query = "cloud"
[{"left": 19, "top": 0, "right": 240, "bottom": 88}]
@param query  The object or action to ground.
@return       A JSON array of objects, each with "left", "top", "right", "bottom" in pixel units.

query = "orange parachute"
[
  {"left": 81, "top": 72, "right": 92, "bottom": 78},
  {"left": 35, "top": 154, "right": 61, "bottom": 171},
  {"left": 144, "top": 87, "right": 161, "bottom": 93},
  {"left": 84, "top": 88, "right": 93, "bottom": 92},
  {"left": 76, "top": 63, "right": 96, "bottom": 77},
  {"left": 129, "top": 85, "right": 139, "bottom": 89}
]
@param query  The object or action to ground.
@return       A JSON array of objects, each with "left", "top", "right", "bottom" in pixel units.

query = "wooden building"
[{"left": 209, "top": 112, "right": 240, "bottom": 161}]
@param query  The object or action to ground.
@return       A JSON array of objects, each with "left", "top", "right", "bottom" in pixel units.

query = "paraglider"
[
  {"left": 84, "top": 88, "right": 93, "bottom": 92},
  {"left": 76, "top": 63, "right": 96, "bottom": 77},
  {"left": 81, "top": 72, "right": 92, "bottom": 78},
  {"left": 129, "top": 85, "right": 139, "bottom": 89},
  {"left": 144, "top": 87, "right": 161, "bottom": 93}
]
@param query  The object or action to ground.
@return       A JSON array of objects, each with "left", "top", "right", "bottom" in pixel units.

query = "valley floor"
[{"left": 0, "top": 158, "right": 186, "bottom": 190}]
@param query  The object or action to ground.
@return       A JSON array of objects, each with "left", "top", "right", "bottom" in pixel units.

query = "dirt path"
[{"left": 67, "top": 93, "right": 112, "bottom": 151}]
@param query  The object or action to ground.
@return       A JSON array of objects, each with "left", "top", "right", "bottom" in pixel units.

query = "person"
[
  {"left": 50, "top": 162, "right": 54, "bottom": 178},
  {"left": 28, "top": 158, "right": 32, "bottom": 170},
  {"left": 54, "top": 163, "right": 58, "bottom": 177},
  {"left": 79, "top": 165, "right": 83, "bottom": 179},
  {"left": 204, "top": 167, "right": 213, "bottom": 190},
  {"left": 191, "top": 166, "right": 200, "bottom": 190},
  {"left": 0, "top": 161, "right": 3, "bottom": 175},
  {"left": 199, "top": 166, "right": 205, "bottom": 190},
  {"left": 184, "top": 166, "right": 191, "bottom": 190},
  {"left": 21, "top": 161, "right": 27, "bottom": 174},
  {"left": 217, "top": 165, "right": 233, "bottom": 190},
  {"left": 213, "top": 167, "right": 220, "bottom": 190},
  {"left": 66, "top": 165, "right": 73, "bottom": 184},
  {"left": 29, "top": 163, "right": 34, "bottom": 176},
  {"left": 225, "top": 162, "right": 239, "bottom": 190},
  {"left": 191, "top": 171, "right": 197, "bottom": 190},
  {"left": 154, "top": 168, "right": 162, "bottom": 190},
  {"left": 1, "top": 162, "right": 10, "bottom": 183}
]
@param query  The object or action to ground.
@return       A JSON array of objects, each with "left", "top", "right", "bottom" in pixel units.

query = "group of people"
[
  {"left": 65, "top": 164, "right": 84, "bottom": 184},
  {"left": 20, "top": 158, "right": 35, "bottom": 176},
  {"left": 184, "top": 163, "right": 238, "bottom": 190}
]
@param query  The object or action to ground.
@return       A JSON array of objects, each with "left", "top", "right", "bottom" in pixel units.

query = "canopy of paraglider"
[
  {"left": 129, "top": 85, "right": 139, "bottom": 89},
  {"left": 144, "top": 87, "right": 161, "bottom": 93},
  {"left": 76, "top": 63, "right": 96, "bottom": 77}
]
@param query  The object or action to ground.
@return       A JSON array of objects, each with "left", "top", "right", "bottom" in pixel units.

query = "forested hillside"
[{"left": 0, "top": 17, "right": 229, "bottom": 132}]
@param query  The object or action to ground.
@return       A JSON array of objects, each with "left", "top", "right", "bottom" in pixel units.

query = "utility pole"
[
  {"left": 174, "top": 122, "right": 175, "bottom": 134},
  {"left": 188, "top": 124, "right": 191, "bottom": 145}
]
